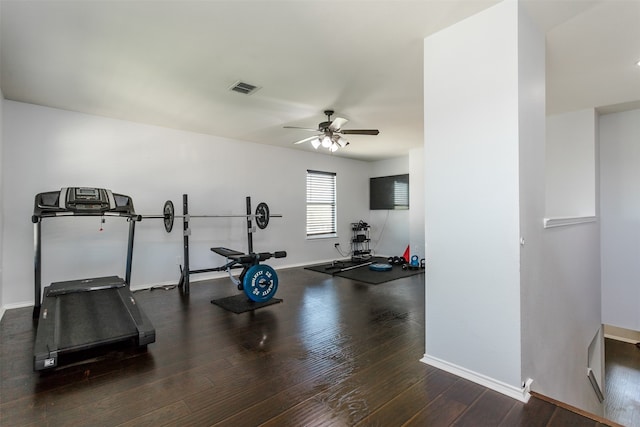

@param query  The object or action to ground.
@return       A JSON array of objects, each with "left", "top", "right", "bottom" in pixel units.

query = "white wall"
[
  {"left": 516, "top": 0, "right": 547, "bottom": 400},
  {"left": 533, "top": 223, "right": 603, "bottom": 414},
  {"left": 409, "top": 147, "right": 425, "bottom": 261},
  {"left": 523, "top": 99, "right": 603, "bottom": 414},
  {"left": 2, "top": 101, "right": 371, "bottom": 307},
  {"left": 423, "top": 0, "right": 524, "bottom": 391},
  {"left": 600, "top": 108, "right": 640, "bottom": 332},
  {"left": 368, "top": 156, "right": 410, "bottom": 258},
  {"left": 0, "top": 90, "right": 4, "bottom": 318},
  {"left": 546, "top": 109, "right": 597, "bottom": 218},
  {"left": 0, "top": 0, "right": 3, "bottom": 319},
  {"left": 422, "top": 0, "right": 605, "bottom": 414}
]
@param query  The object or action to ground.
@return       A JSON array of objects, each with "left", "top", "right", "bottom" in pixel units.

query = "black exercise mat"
[
  {"left": 305, "top": 257, "right": 424, "bottom": 285},
  {"left": 335, "top": 264, "right": 423, "bottom": 284},
  {"left": 305, "top": 257, "right": 389, "bottom": 274},
  {"left": 211, "top": 294, "right": 283, "bottom": 313}
]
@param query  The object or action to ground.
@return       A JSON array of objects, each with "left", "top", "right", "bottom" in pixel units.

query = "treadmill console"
[
  {"left": 66, "top": 187, "right": 110, "bottom": 212},
  {"left": 33, "top": 187, "right": 137, "bottom": 219}
]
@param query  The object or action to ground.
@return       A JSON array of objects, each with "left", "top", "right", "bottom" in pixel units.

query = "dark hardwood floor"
[
  {"left": 0, "top": 266, "right": 617, "bottom": 426},
  {"left": 605, "top": 338, "right": 640, "bottom": 427}
]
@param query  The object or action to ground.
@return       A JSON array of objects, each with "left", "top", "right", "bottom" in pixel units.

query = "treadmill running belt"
[{"left": 57, "top": 289, "right": 137, "bottom": 350}]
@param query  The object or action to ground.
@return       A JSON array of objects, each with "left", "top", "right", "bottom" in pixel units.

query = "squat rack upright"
[{"left": 177, "top": 194, "right": 264, "bottom": 294}]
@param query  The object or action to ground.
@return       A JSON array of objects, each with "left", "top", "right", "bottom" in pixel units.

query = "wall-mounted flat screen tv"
[{"left": 370, "top": 174, "right": 409, "bottom": 210}]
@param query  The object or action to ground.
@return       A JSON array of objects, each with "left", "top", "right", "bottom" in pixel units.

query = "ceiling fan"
[{"left": 285, "top": 110, "right": 379, "bottom": 152}]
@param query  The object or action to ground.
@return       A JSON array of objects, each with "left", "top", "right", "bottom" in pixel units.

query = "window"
[
  {"left": 394, "top": 179, "right": 409, "bottom": 208},
  {"left": 306, "top": 170, "right": 337, "bottom": 237}
]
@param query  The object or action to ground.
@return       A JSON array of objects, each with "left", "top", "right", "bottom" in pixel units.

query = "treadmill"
[{"left": 32, "top": 187, "right": 155, "bottom": 371}]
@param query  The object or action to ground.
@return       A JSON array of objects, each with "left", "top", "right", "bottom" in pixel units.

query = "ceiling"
[{"left": 1, "top": 1, "right": 639, "bottom": 162}]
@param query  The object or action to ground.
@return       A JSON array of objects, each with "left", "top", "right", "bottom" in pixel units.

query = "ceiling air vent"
[{"left": 229, "top": 81, "right": 261, "bottom": 95}]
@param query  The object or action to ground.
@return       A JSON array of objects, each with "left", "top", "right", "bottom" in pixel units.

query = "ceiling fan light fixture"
[
  {"left": 286, "top": 110, "right": 378, "bottom": 152},
  {"left": 336, "top": 136, "right": 348, "bottom": 148}
]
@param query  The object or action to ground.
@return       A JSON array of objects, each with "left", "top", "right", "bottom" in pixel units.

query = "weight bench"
[
  {"left": 211, "top": 247, "right": 286, "bottom": 266},
  {"left": 210, "top": 247, "right": 287, "bottom": 302}
]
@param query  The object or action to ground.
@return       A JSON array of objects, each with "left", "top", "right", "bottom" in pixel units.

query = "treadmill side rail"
[
  {"left": 117, "top": 287, "right": 156, "bottom": 346},
  {"left": 33, "top": 290, "right": 60, "bottom": 370}
]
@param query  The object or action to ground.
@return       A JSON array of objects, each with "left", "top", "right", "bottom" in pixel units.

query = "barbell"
[{"left": 142, "top": 200, "right": 282, "bottom": 233}]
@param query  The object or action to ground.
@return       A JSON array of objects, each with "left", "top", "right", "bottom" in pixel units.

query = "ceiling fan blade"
[
  {"left": 292, "top": 135, "right": 320, "bottom": 145},
  {"left": 340, "top": 129, "right": 380, "bottom": 135},
  {"left": 284, "top": 126, "right": 319, "bottom": 132},
  {"left": 328, "top": 117, "right": 348, "bottom": 132}
]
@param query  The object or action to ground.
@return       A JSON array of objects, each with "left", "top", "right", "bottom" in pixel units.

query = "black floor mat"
[
  {"left": 304, "top": 257, "right": 387, "bottom": 274},
  {"left": 336, "top": 264, "right": 423, "bottom": 284},
  {"left": 305, "top": 257, "right": 424, "bottom": 285},
  {"left": 211, "top": 294, "right": 283, "bottom": 313}
]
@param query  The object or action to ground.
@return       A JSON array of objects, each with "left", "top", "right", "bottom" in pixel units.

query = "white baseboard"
[
  {"left": 421, "top": 354, "right": 532, "bottom": 403},
  {"left": 2, "top": 301, "right": 32, "bottom": 311},
  {"left": 0, "top": 301, "right": 32, "bottom": 322}
]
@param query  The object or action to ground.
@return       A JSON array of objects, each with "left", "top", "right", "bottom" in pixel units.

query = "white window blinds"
[{"left": 306, "top": 170, "right": 337, "bottom": 236}]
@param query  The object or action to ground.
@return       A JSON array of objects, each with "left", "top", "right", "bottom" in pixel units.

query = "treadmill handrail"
[
  {"left": 33, "top": 211, "right": 141, "bottom": 222},
  {"left": 45, "top": 277, "right": 126, "bottom": 297}
]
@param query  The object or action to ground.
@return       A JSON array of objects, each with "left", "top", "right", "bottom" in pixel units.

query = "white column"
[{"left": 422, "top": 0, "right": 544, "bottom": 401}]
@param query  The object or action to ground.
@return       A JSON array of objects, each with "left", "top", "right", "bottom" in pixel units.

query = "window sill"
[{"left": 307, "top": 233, "right": 338, "bottom": 240}]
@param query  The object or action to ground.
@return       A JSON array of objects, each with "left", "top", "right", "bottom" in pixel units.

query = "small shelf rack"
[{"left": 351, "top": 222, "right": 371, "bottom": 261}]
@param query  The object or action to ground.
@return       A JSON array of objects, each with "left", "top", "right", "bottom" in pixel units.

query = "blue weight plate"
[
  {"left": 369, "top": 263, "right": 393, "bottom": 272},
  {"left": 242, "top": 264, "right": 278, "bottom": 302}
]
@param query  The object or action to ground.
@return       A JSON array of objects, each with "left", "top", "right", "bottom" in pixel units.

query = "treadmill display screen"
[
  {"left": 74, "top": 188, "right": 100, "bottom": 200},
  {"left": 65, "top": 187, "right": 110, "bottom": 212}
]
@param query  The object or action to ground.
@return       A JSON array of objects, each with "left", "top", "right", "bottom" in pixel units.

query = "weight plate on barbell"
[
  {"left": 243, "top": 264, "right": 278, "bottom": 302},
  {"left": 255, "top": 202, "right": 270, "bottom": 230},
  {"left": 155, "top": 199, "right": 276, "bottom": 232},
  {"left": 163, "top": 200, "right": 174, "bottom": 233}
]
